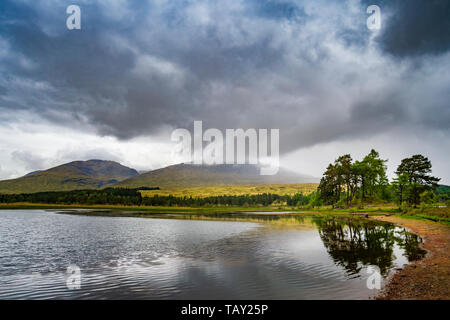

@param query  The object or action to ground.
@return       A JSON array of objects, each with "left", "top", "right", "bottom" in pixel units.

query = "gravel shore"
[{"left": 374, "top": 216, "right": 450, "bottom": 300}]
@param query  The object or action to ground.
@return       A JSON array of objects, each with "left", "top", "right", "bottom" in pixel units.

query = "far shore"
[{"left": 1, "top": 202, "right": 448, "bottom": 222}]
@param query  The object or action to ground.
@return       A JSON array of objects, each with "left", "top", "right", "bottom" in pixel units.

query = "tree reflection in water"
[
  {"left": 313, "top": 217, "right": 426, "bottom": 276},
  {"left": 163, "top": 212, "right": 427, "bottom": 278}
]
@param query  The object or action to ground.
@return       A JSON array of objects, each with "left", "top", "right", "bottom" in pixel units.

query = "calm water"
[{"left": 0, "top": 210, "right": 425, "bottom": 300}]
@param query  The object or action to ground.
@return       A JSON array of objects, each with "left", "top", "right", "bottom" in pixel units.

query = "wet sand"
[{"left": 373, "top": 216, "right": 450, "bottom": 300}]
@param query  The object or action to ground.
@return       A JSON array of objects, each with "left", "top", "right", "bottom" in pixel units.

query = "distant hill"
[
  {"left": 435, "top": 184, "right": 450, "bottom": 202},
  {"left": 116, "top": 163, "right": 319, "bottom": 189},
  {"left": 0, "top": 160, "right": 138, "bottom": 194}
]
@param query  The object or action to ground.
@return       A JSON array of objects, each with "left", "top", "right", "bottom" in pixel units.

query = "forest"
[
  {"left": 317, "top": 150, "right": 444, "bottom": 209},
  {"left": 0, "top": 187, "right": 313, "bottom": 207}
]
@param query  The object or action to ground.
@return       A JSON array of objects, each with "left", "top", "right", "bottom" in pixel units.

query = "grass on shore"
[
  {"left": 0, "top": 202, "right": 306, "bottom": 214},
  {"left": 1, "top": 202, "right": 448, "bottom": 224},
  {"left": 396, "top": 207, "right": 450, "bottom": 224}
]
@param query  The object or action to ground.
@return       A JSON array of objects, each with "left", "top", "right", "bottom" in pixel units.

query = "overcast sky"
[{"left": 0, "top": 0, "right": 449, "bottom": 183}]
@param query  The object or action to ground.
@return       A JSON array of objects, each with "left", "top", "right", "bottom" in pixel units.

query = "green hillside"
[
  {"left": 116, "top": 163, "right": 318, "bottom": 189},
  {"left": 435, "top": 184, "right": 450, "bottom": 202},
  {"left": 139, "top": 183, "right": 318, "bottom": 198},
  {"left": 0, "top": 160, "right": 138, "bottom": 194}
]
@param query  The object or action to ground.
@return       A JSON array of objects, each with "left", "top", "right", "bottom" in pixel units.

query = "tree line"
[
  {"left": 0, "top": 187, "right": 317, "bottom": 207},
  {"left": 318, "top": 150, "right": 443, "bottom": 208}
]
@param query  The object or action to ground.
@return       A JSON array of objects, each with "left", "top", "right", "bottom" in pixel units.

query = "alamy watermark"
[
  {"left": 171, "top": 121, "right": 279, "bottom": 175},
  {"left": 66, "top": 264, "right": 81, "bottom": 290},
  {"left": 366, "top": 5, "right": 381, "bottom": 31},
  {"left": 65, "top": 4, "right": 381, "bottom": 32},
  {"left": 366, "top": 265, "right": 381, "bottom": 290},
  {"left": 66, "top": 5, "right": 81, "bottom": 30}
]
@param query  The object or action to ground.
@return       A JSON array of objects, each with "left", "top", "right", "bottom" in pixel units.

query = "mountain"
[
  {"left": 116, "top": 163, "right": 319, "bottom": 189},
  {"left": 24, "top": 170, "right": 42, "bottom": 176},
  {"left": 0, "top": 160, "right": 138, "bottom": 194}
]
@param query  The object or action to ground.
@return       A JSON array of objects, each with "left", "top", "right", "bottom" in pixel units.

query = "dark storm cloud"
[
  {"left": 0, "top": 0, "right": 449, "bottom": 154},
  {"left": 363, "top": 0, "right": 450, "bottom": 57}
]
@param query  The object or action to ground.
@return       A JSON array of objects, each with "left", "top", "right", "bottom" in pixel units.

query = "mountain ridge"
[
  {"left": 116, "top": 163, "right": 319, "bottom": 189},
  {"left": 0, "top": 160, "right": 138, "bottom": 194},
  {"left": 0, "top": 161, "right": 318, "bottom": 194}
]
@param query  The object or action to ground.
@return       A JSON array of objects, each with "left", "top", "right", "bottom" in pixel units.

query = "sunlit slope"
[
  {"left": 140, "top": 183, "right": 318, "bottom": 198},
  {"left": 0, "top": 160, "right": 138, "bottom": 194}
]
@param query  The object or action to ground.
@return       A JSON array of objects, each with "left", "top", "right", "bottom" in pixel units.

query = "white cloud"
[
  {"left": 0, "top": 117, "right": 178, "bottom": 179},
  {"left": 282, "top": 128, "right": 450, "bottom": 184}
]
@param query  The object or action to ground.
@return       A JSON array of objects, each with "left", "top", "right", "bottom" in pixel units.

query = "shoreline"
[
  {"left": 42, "top": 208, "right": 450, "bottom": 300},
  {"left": 373, "top": 216, "right": 450, "bottom": 300},
  {"left": 1, "top": 206, "right": 448, "bottom": 299}
]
